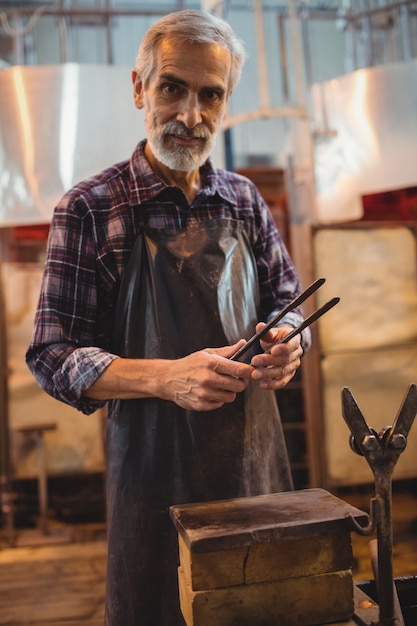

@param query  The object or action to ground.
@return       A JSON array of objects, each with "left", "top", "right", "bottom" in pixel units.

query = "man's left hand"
[{"left": 250, "top": 323, "right": 303, "bottom": 390}]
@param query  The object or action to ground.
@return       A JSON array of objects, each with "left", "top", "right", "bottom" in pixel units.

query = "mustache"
[{"left": 162, "top": 121, "right": 210, "bottom": 140}]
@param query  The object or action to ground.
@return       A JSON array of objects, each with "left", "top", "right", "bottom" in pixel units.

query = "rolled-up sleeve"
[{"left": 27, "top": 343, "right": 118, "bottom": 415}]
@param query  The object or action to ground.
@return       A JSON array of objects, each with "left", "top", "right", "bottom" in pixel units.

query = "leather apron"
[{"left": 105, "top": 217, "right": 293, "bottom": 626}]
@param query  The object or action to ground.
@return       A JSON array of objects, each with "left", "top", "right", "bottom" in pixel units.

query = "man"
[{"left": 27, "top": 9, "right": 310, "bottom": 626}]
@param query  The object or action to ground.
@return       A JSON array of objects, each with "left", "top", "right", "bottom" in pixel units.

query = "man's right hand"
[{"left": 161, "top": 342, "right": 252, "bottom": 411}]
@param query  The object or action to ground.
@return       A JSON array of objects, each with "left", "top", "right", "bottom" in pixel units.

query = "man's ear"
[{"left": 132, "top": 69, "right": 144, "bottom": 110}]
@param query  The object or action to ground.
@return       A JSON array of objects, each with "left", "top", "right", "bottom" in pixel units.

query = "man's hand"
[
  {"left": 250, "top": 323, "right": 303, "bottom": 390},
  {"left": 162, "top": 341, "right": 253, "bottom": 411}
]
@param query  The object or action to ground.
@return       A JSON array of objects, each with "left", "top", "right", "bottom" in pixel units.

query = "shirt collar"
[{"left": 128, "top": 139, "right": 238, "bottom": 207}]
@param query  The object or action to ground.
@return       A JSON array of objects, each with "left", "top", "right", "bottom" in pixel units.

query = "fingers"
[
  {"left": 257, "top": 322, "right": 294, "bottom": 350},
  {"left": 207, "top": 339, "right": 247, "bottom": 361},
  {"left": 250, "top": 334, "right": 303, "bottom": 390},
  {"left": 166, "top": 344, "right": 252, "bottom": 412},
  {"left": 252, "top": 362, "right": 299, "bottom": 390},
  {"left": 206, "top": 341, "right": 254, "bottom": 380}
]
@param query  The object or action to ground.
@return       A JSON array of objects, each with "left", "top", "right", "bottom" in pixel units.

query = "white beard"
[{"left": 144, "top": 115, "right": 216, "bottom": 171}]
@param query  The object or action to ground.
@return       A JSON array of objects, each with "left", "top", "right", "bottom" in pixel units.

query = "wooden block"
[
  {"left": 179, "top": 534, "right": 246, "bottom": 590},
  {"left": 245, "top": 532, "right": 352, "bottom": 584},
  {"left": 180, "top": 532, "right": 353, "bottom": 591},
  {"left": 178, "top": 566, "right": 354, "bottom": 626}
]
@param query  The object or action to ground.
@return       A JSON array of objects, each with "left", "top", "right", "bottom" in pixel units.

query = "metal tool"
[
  {"left": 342, "top": 384, "right": 417, "bottom": 626},
  {"left": 231, "top": 277, "right": 339, "bottom": 361}
]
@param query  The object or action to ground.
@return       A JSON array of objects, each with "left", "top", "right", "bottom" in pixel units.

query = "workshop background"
[{"left": 0, "top": 1, "right": 417, "bottom": 623}]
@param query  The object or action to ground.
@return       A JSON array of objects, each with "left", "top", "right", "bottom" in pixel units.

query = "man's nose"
[{"left": 177, "top": 94, "right": 202, "bottom": 128}]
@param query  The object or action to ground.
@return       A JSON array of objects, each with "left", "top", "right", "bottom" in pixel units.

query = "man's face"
[{"left": 133, "top": 39, "right": 231, "bottom": 172}]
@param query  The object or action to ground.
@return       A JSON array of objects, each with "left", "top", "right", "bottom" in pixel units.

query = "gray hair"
[{"left": 135, "top": 9, "right": 247, "bottom": 94}]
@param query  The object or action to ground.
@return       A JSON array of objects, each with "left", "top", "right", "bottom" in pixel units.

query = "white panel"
[
  {"left": 312, "top": 59, "right": 417, "bottom": 223},
  {"left": 314, "top": 227, "right": 417, "bottom": 353},
  {"left": 322, "top": 349, "right": 417, "bottom": 485},
  {"left": 314, "top": 226, "right": 417, "bottom": 485}
]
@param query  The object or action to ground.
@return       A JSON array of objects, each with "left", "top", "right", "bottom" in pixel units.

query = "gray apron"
[{"left": 105, "top": 217, "right": 293, "bottom": 626}]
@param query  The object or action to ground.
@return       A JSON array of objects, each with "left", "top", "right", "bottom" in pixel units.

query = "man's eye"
[
  {"left": 162, "top": 83, "right": 180, "bottom": 95},
  {"left": 203, "top": 90, "right": 219, "bottom": 100},
  {"left": 201, "top": 89, "right": 224, "bottom": 104}
]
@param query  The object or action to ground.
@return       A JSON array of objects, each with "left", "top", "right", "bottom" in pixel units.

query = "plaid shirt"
[{"left": 26, "top": 140, "right": 309, "bottom": 414}]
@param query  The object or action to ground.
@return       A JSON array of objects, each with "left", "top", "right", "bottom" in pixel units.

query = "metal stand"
[
  {"left": 342, "top": 383, "right": 417, "bottom": 626},
  {"left": 14, "top": 423, "right": 57, "bottom": 535}
]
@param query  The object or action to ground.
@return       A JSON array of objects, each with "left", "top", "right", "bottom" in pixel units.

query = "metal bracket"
[{"left": 341, "top": 383, "right": 417, "bottom": 626}]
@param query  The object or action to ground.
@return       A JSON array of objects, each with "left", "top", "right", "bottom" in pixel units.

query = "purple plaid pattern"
[{"left": 26, "top": 140, "right": 308, "bottom": 414}]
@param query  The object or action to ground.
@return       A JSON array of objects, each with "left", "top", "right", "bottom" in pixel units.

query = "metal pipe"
[
  {"left": 361, "top": 14, "right": 374, "bottom": 67},
  {"left": 4, "top": 4, "right": 410, "bottom": 21},
  {"left": 369, "top": 537, "right": 405, "bottom": 626},
  {"left": 374, "top": 481, "right": 397, "bottom": 625},
  {"left": 299, "top": 5, "right": 313, "bottom": 95},
  {"left": 222, "top": 105, "right": 308, "bottom": 131},
  {"left": 0, "top": 7, "right": 189, "bottom": 19},
  {"left": 277, "top": 13, "right": 289, "bottom": 105},
  {"left": 104, "top": 0, "right": 113, "bottom": 66},
  {"left": 288, "top": 0, "right": 306, "bottom": 110},
  {"left": 11, "top": 11, "right": 24, "bottom": 65},
  {"left": 57, "top": 17, "right": 69, "bottom": 64},
  {"left": 399, "top": 4, "right": 413, "bottom": 60},
  {"left": 341, "top": 0, "right": 416, "bottom": 21},
  {"left": 341, "top": 3, "right": 359, "bottom": 73},
  {"left": 253, "top": 0, "right": 270, "bottom": 110}
]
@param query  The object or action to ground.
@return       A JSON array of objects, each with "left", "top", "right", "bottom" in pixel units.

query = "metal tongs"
[
  {"left": 230, "top": 277, "right": 339, "bottom": 361},
  {"left": 342, "top": 384, "right": 417, "bottom": 626}
]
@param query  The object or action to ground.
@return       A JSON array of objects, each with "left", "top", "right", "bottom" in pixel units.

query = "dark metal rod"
[
  {"left": 369, "top": 538, "right": 405, "bottom": 626},
  {"left": 373, "top": 475, "right": 400, "bottom": 626},
  {"left": 272, "top": 296, "right": 340, "bottom": 346}
]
